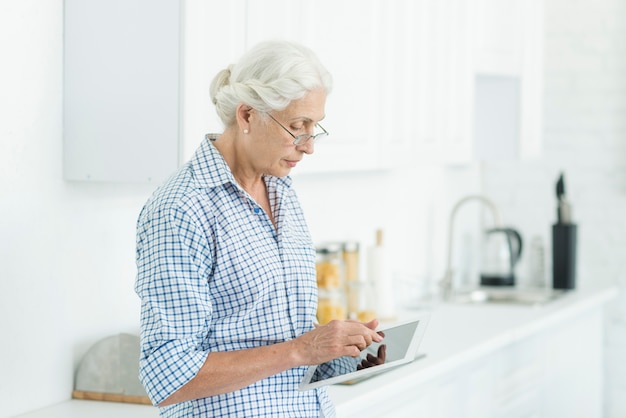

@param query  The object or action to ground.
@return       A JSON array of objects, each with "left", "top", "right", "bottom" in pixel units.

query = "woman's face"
[{"left": 248, "top": 88, "right": 326, "bottom": 177}]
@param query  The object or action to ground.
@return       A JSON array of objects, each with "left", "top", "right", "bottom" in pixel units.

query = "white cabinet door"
[
  {"left": 247, "top": 0, "right": 384, "bottom": 174},
  {"left": 518, "top": 0, "right": 544, "bottom": 160},
  {"left": 181, "top": 0, "right": 247, "bottom": 162},
  {"left": 471, "top": 0, "right": 544, "bottom": 160},
  {"left": 473, "top": 0, "right": 526, "bottom": 76},
  {"left": 376, "top": 0, "right": 418, "bottom": 168},
  {"left": 377, "top": 0, "right": 475, "bottom": 167},
  {"left": 185, "top": 0, "right": 383, "bottom": 174},
  {"left": 542, "top": 309, "right": 604, "bottom": 418},
  {"left": 63, "top": 0, "right": 181, "bottom": 183},
  {"left": 300, "top": 0, "right": 383, "bottom": 174},
  {"left": 245, "top": 0, "right": 302, "bottom": 45},
  {"left": 390, "top": 0, "right": 543, "bottom": 165},
  {"left": 419, "top": 0, "right": 474, "bottom": 164}
]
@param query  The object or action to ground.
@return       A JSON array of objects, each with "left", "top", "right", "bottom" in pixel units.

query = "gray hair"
[{"left": 209, "top": 40, "right": 333, "bottom": 127}]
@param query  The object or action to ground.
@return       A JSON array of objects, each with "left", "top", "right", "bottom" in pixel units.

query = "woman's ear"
[{"left": 236, "top": 104, "right": 253, "bottom": 134}]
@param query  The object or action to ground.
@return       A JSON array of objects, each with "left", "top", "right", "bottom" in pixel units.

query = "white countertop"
[
  {"left": 15, "top": 285, "right": 617, "bottom": 418},
  {"left": 328, "top": 284, "right": 618, "bottom": 411},
  {"left": 13, "top": 399, "right": 158, "bottom": 418}
]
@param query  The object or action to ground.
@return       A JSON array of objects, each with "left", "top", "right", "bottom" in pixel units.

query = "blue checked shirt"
[{"left": 135, "top": 137, "right": 335, "bottom": 417}]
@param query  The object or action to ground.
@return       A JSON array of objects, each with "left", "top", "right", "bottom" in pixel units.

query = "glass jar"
[
  {"left": 317, "top": 290, "right": 347, "bottom": 325},
  {"left": 316, "top": 244, "right": 344, "bottom": 291},
  {"left": 316, "top": 244, "right": 346, "bottom": 324}
]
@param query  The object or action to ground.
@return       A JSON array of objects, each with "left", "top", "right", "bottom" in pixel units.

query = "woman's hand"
[
  {"left": 290, "top": 319, "right": 384, "bottom": 366},
  {"left": 356, "top": 344, "right": 386, "bottom": 370}
]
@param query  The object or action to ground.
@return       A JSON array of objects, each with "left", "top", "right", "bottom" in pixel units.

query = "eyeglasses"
[{"left": 266, "top": 113, "right": 329, "bottom": 146}]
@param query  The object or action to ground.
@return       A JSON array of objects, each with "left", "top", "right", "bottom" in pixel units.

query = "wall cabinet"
[
  {"left": 64, "top": 0, "right": 544, "bottom": 181},
  {"left": 63, "top": 0, "right": 181, "bottom": 183},
  {"left": 243, "top": 0, "right": 476, "bottom": 171},
  {"left": 180, "top": 0, "right": 246, "bottom": 162},
  {"left": 240, "top": 0, "right": 544, "bottom": 171},
  {"left": 244, "top": 0, "right": 385, "bottom": 174},
  {"left": 380, "top": 0, "right": 475, "bottom": 167},
  {"left": 471, "top": 0, "right": 544, "bottom": 160}
]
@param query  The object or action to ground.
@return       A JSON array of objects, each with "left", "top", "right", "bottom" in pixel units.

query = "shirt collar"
[{"left": 190, "top": 134, "right": 293, "bottom": 190}]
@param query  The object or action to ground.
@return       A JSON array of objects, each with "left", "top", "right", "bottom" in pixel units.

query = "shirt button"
[{"left": 253, "top": 207, "right": 261, "bottom": 214}]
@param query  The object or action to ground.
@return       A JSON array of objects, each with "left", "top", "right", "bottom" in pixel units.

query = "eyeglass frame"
[{"left": 265, "top": 113, "right": 328, "bottom": 146}]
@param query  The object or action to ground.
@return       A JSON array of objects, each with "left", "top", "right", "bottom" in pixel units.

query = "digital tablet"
[{"left": 299, "top": 314, "right": 430, "bottom": 390}]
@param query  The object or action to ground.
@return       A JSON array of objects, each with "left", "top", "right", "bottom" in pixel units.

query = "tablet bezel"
[{"left": 298, "top": 314, "right": 430, "bottom": 390}]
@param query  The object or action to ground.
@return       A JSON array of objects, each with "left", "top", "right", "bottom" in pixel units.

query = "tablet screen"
[{"left": 299, "top": 316, "right": 429, "bottom": 390}]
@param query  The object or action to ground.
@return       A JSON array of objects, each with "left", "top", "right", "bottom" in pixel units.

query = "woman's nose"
[{"left": 296, "top": 140, "right": 314, "bottom": 154}]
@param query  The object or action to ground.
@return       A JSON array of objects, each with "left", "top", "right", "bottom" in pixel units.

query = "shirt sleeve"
[
  {"left": 134, "top": 201, "right": 214, "bottom": 405},
  {"left": 310, "top": 356, "right": 360, "bottom": 383}
]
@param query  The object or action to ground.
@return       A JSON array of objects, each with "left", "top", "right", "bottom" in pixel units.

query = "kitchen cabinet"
[
  {"left": 382, "top": 0, "right": 544, "bottom": 166},
  {"left": 64, "top": 0, "right": 544, "bottom": 181},
  {"left": 410, "top": 309, "right": 601, "bottom": 418},
  {"left": 183, "top": 0, "right": 385, "bottom": 174},
  {"left": 180, "top": 0, "right": 246, "bottom": 162},
  {"left": 63, "top": 0, "right": 248, "bottom": 180},
  {"left": 13, "top": 400, "right": 158, "bottom": 418},
  {"left": 63, "top": 0, "right": 181, "bottom": 183},
  {"left": 379, "top": 0, "right": 474, "bottom": 166},
  {"left": 471, "top": 0, "right": 544, "bottom": 160},
  {"left": 245, "top": 0, "right": 478, "bottom": 171},
  {"left": 253, "top": 0, "right": 477, "bottom": 170},
  {"left": 330, "top": 285, "right": 616, "bottom": 417},
  {"left": 245, "top": 0, "right": 384, "bottom": 174}
]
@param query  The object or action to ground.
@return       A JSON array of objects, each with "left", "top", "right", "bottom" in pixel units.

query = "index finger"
[{"left": 346, "top": 320, "right": 384, "bottom": 343}]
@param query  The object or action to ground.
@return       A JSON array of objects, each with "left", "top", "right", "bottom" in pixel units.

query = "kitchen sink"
[{"left": 449, "top": 288, "right": 568, "bottom": 306}]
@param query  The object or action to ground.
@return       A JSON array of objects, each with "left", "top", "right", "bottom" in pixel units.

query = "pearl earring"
[{"left": 243, "top": 129, "right": 249, "bottom": 134}]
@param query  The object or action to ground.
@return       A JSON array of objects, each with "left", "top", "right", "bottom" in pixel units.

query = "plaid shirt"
[{"left": 135, "top": 137, "right": 335, "bottom": 417}]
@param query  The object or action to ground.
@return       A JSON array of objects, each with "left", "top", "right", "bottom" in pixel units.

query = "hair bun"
[{"left": 209, "top": 66, "right": 234, "bottom": 107}]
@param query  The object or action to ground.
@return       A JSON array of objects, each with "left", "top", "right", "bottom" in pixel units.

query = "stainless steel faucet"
[{"left": 440, "top": 195, "right": 503, "bottom": 300}]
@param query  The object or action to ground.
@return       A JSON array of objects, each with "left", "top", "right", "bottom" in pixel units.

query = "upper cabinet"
[
  {"left": 471, "top": 0, "right": 544, "bottom": 160},
  {"left": 64, "top": 0, "right": 544, "bottom": 181},
  {"left": 381, "top": 0, "right": 544, "bottom": 166},
  {"left": 245, "top": 0, "right": 385, "bottom": 174},
  {"left": 379, "top": 0, "right": 475, "bottom": 167},
  {"left": 63, "top": 0, "right": 181, "bottom": 182},
  {"left": 242, "top": 0, "right": 544, "bottom": 171},
  {"left": 180, "top": 0, "right": 246, "bottom": 162}
]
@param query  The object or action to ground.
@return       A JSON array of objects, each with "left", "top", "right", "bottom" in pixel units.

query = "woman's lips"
[{"left": 285, "top": 159, "right": 300, "bottom": 168}]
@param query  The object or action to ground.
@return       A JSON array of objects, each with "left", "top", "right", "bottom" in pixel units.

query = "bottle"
[
  {"left": 528, "top": 236, "right": 546, "bottom": 288},
  {"left": 552, "top": 173, "right": 577, "bottom": 290},
  {"left": 366, "top": 229, "right": 396, "bottom": 321}
]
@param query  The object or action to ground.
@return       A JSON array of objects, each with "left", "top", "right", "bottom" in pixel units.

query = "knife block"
[{"left": 552, "top": 224, "right": 577, "bottom": 290}]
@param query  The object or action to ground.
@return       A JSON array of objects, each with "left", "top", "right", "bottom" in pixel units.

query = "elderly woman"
[{"left": 135, "top": 40, "right": 383, "bottom": 417}]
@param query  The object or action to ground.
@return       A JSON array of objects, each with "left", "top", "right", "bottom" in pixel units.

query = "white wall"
[
  {"left": 481, "top": 0, "right": 626, "bottom": 416},
  {"left": 0, "top": 2, "right": 155, "bottom": 416},
  {"left": 2, "top": 0, "right": 625, "bottom": 417}
]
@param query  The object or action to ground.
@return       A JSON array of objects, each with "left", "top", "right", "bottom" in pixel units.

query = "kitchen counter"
[
  {"left": 12, "top": 399, "right": 158, "bottom": 418},
  {"left": 14, "top": 285, "right": 616, "bottom": 418},
  {"left": 329, "top": 284, "right": 618, "bottom": 417}
]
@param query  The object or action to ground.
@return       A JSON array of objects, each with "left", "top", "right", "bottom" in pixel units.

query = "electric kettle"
[{"left": 480, "top": 227, "right": 523, "bottom": 286}]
